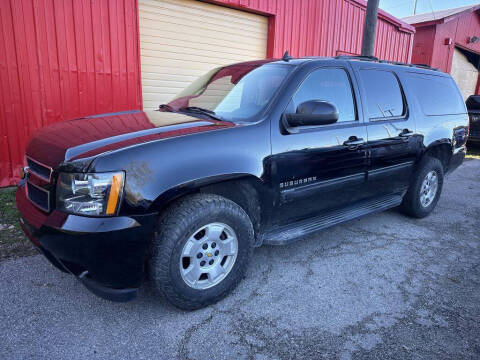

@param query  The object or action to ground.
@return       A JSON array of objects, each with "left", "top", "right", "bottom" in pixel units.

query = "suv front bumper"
[{"left": 16, "top": 182, "right": 156, "bottom": 302}]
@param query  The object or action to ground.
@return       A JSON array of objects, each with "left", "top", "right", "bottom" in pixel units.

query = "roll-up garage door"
[
  {"left": 139, "top": 0, "right": 268, "bottom": 110},
  {"left": 450, "top": 47, "right": 479, "bottom": 100}
]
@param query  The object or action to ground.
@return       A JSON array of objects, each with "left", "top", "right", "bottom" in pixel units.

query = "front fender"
[{"left": 88, "top": 121, "right": 271, "bottom": 213}]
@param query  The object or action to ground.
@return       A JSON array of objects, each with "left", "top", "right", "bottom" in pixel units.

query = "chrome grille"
[
  {"left": 26, "top": 181, "right": 50, "bottom": 212},
  {"left": 25, "top": 156, "right": 53, "bottom": 212},
  {"left": 26, "top": 157, "right": 52, "bottom": 181}
]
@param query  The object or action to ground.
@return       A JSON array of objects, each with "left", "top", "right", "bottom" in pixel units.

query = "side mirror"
[
  {"left": 466, "top": 95, "right": 480, "bottom": 110},
  {"left": 285, "top": 100, "right": 339, "bottom": 128}
]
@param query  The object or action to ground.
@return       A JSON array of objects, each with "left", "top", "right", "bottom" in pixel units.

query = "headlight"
[{"left": 56, "top": 172, "right": 125, "bottom": 216}]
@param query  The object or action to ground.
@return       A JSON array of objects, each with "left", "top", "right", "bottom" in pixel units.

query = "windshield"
[{"left": 166, "top": 63, "right": 292, "bottom": 122}]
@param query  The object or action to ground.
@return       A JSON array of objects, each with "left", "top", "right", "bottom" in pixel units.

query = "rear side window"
[
  {"left": 405, "top": 73, "right": 466, "bottom": 116},
  {"left": 359, "top": 69, "right": 405, "bottom": 119}
]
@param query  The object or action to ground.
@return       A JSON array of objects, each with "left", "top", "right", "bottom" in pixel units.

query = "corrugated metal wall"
[
  {"left": 209, "top": 0, "right": 414, "bottom": 61},
  {"left": 0, "top": 0, "right": 142, "bottom": 187},
  {"left": 0, "top": 0, "right": 413, "bottom": 187}
]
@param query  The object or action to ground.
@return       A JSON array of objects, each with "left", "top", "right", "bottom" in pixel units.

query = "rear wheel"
[
  {"left": 149, "top": 193, "right": 254, "bottom": 310},
  {"left": 401, "top": 156, "right": 444, "bottom": 218}
]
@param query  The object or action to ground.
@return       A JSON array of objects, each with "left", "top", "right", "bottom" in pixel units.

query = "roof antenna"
[{"left": 282, "top": 50, "right": 292, "bottom": 62}]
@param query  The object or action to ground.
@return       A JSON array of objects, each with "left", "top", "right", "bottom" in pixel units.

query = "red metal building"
[
  {"left": 404, "top": 4, "right": 480, "bottom": 100},
  {"left": 0, "top": 0, "right": 415, "bottom": 187}
]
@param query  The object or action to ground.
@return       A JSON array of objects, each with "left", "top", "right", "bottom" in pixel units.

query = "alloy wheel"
[
  {"left": 179, "top": 222, "right": 238, "bottom": 290},
  {"left": 419, "top": 170, "right": 438, "bottom": 207}
]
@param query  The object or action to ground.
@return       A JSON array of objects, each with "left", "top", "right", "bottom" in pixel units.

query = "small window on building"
[
  {"left": 360, "top": 69, "right": 405, "bottom": 119},
  {"left": 406, "top": 73, "right": 466, "bottom": 116},
  {"left": 290, "top": 68, "right": 357, "bottom": 122}
]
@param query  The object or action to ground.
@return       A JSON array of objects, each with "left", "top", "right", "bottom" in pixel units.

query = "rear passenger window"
[
  {"left": 360, "top": 69, "right": 405, "bottom": 119},
  {"left": 405, "top": 74, "right": 466, "bottom": 116}
]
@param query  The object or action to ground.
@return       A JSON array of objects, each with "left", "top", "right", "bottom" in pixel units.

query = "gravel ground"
[{"left": 1, "top": 159, "right": 479, "bottom": 360}]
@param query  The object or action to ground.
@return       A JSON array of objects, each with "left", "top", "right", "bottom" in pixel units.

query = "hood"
[{"left": 26, "top": 110, "right": 234, "bottom": 168}]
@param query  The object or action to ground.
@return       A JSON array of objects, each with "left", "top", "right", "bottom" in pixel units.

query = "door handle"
[{"left": 343, "top": 137, "right": 364, "bottom": 147}]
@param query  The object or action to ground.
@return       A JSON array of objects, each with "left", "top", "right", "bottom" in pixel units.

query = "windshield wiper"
[
  {"left": 158, "top": 104, "right": 174, "bottom": 111},
  {"left": 178, "top": 106, "right": 226, "bottom": 122}
]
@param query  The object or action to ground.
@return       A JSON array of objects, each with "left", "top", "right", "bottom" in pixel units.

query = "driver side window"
[{"left": 290, "top": 68, "right": 357, "bottom": 123}]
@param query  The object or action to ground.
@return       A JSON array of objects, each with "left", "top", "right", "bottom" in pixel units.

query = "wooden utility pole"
[{"left": 361, "top": 0, "right": 380, "bottom": 57}]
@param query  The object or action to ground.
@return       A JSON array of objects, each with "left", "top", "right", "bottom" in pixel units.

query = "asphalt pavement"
[{"left": 1, "top": 159, "right": 479, "bottom": 360}]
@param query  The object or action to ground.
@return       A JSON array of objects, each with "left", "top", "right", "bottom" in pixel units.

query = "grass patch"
[
  {"left": 0, "top": 187, "right": 35, "bottom": 261},
  {"left": 0, "top": 187, "right": 21, "bottom": 235}
]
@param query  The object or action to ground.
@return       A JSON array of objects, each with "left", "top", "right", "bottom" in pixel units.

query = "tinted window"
[
  {"left": 290, "top": 68, "right": 356, "bottom": 122},
  {"left": 360, "top": 69, "right": 404, "bottom": 119},
  {"left": 406, "top": 74, "right": 466, "bottom": 116}
]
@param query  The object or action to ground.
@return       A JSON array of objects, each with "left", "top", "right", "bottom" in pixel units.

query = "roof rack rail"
[
  {"left": 333, "top": 55, "right": 439, "bottom": 71},
  {"left": 334, "top": 55, "right": 379, "bottom": 62},
  {"left": 412, "top": 63, "right": 438, "bottom": 71},
  {"left": 377, "top": 59, "right": 439, "bottom": 71},
  {"left": 379, "top": 60, "right": 406, "bottom": 66}
]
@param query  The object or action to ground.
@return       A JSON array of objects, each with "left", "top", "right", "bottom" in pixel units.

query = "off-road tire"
[
  {"left": 149, "top": 193, "right": 254, "bottom": 310},
  {"left": 401, "top": 156, "right": 444, "bottom": 218}
]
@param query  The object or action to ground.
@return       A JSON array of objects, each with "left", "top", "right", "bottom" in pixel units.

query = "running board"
[{"left": 260, "top": 194, "right": 403, "bottom": 246}]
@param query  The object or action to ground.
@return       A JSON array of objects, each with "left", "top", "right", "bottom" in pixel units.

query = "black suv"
[{"left": 17, "top": 55, "right": 468, "bottom": 309}]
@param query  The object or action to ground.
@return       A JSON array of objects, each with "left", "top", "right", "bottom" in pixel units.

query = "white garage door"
[
  {"left": 139, "top": 0, "right": 268, "bottom": 110},
  {"left": 450, "top": 48, "right": 479, "bottom": 100}
]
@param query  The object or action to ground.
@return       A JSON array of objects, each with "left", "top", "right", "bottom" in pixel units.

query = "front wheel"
[
  {"left": 149, "top": 193, "right": 254, "bottom": 310},
  {"left": 401, "top": 156, "right": 444, "bottom": 218}
]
